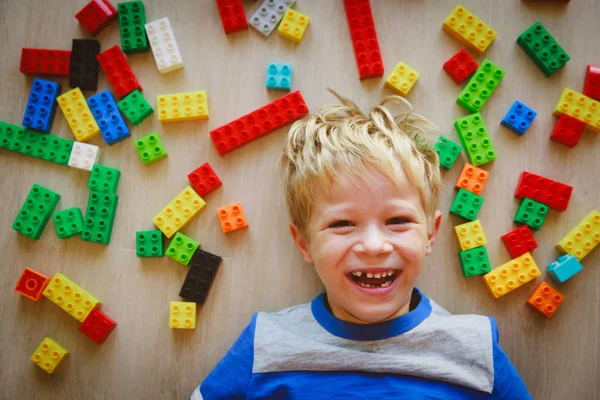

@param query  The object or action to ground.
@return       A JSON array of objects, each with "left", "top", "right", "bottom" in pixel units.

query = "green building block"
[
  {"left": 459, "top": 247, "right": 491, "bottom": 277},
  {"left": 166, "top": 232, "right": 200, "bottom": 266},
  {"left": 118, "top": 90, "right": 153, "bottom": 125},
  {"left": 135, "top": 132, "right": 167, "bottom": 165},
  {"left": 450, "top": 188, "right": 484, "bottom": 221},
  {"left": 514, "top": 198, "right": 548, "bottom": 231},
  {"left": 457, "top": 59, "right": 505, "bottom": 113},
  {"left": 454, "top": 113, "right": 497, "bottom": 167},
  {"left": 13, "top": 184, "right": 60, "bottom": 240},
  {"left": 136, "top": 230, "right": 164, "bottom": 257},
  {"left": 517, "top": 21, "right": 570, "bottom": 77},
  {"left": 118, "top": 1, "right": 149, "bottom": 54},
  {"left": 88, "top": 164, "right": 121, "bottom": 193},
  {"left": 81, "top": 191, "right": 119, "bottom": 245},
  {"left": 53, "top": 207, "right": 83, "bottom": 239},
  {"left": 433, "top": 136, "right": 462, "bottom": 170}
]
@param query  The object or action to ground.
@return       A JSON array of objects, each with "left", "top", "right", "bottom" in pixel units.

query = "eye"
[
  {"left": 328, "top": 220, "right": 353, "bottom": 228},
  {"left": 387, "top": 217, "right": 410, "bottom": 225}
]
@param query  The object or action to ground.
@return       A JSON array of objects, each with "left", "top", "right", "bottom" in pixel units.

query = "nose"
[{"left": 354, "top": 224, "right": 393, "bottom": 256}]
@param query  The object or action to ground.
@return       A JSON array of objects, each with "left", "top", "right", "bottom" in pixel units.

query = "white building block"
[
  {"left": 68, "top": 142, "right": 100, "bottom": 171},
  {"left": 145, "top": 17, "right": 184, "bottom": 74},
  {"left": 249, "top": 0, "right": 295, "bottom": 37}
]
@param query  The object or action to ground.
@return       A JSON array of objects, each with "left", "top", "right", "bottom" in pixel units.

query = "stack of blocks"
[
  {"left": 454, "top": 220, "right": 490, "bottom": 277},
  {"left": 553, "top": 88, "right": 600, "bottom": 133}
]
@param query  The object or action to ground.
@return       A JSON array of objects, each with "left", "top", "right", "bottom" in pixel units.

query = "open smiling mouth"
[{"left": 348, "top": 270, "right": 399, "bottom": 289}]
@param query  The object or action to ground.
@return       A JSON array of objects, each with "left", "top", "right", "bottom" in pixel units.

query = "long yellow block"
[
  {"left": 553, "top": 88, "right": 600, "bottom": 133},
  {"left": 153, "top": 186, "right": 206, "bottom": 238},
  {"left": 557, "top": 210, "right": 600, "bottom": 261},
  {"left": 157, "top": 91, "right": 209, "bottom": 123},
  {"left": 482, "top": 253, "right": 540, "bottom": 299},
  {"left": 43, "top": 273, "right": 100, "bottom": 322},
  {"left": 57, "top": 88, "right": 100, "bottom": 141},
  {"left": 442, "top": 4, "right": 496, "bottom": 55}
]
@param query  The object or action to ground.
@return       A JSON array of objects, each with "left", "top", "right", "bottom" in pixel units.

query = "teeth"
[
  {"left": 381, "top": 280, "right": 392, "bottom": 287},
  {"left": 352, "top": 271, "right": 363, "bottom": 277},
  {"left": 381, "top": 272, "right": 388, "bottom": 277},
  {"left": 366, "top": 273, "right": 373, "bottom": 278},
  {"left": 374, "top": 273, "right": 381, "bottom": 278}
]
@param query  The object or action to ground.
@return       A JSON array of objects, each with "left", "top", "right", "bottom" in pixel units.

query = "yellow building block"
[
  {"left": 153, "top": 186, "right": 206, "bottom": 239},
  {"left": 385, "top": 62, "right": 419, "bottom": 96},
  {"left": 157, "top": 91, "right": 209, "bottom": 123},
  {"left": 278, "top": 9, "right": 310, "bottom": 43},
  {"left": 442, "top": 4, "right": 496, "bottom": 55},
  {"left": 169, "top": 301, "right": 196, "bottom": 329},
  {"left": 43, "top": 273, "right": 100, "bottom": 322},
  {"left": 552, "top": 88, "right": 600, "bottom": 133},
  {"left": 556, "top": 210, "right": 600, "bottom": 261},
  {"left": 31, "top": 337, "right": 69, "bottom": 374},
  {"left": 454, "top": 219, "right": 487, "bottom": 251},
  {"left": 57, "top": 88, "right": 100, "bottom": 142},
  {"left": 482, "top": 252, "right": 541, "bottom": 299}
]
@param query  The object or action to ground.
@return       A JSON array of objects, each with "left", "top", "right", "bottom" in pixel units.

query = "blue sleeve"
[{"left": 488, "top": 317, "right": 533, "bottom": 400}]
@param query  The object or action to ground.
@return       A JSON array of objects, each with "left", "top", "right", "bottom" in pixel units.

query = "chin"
[{"left": 349, "top": 303, "right": 403, "bottom": 324}]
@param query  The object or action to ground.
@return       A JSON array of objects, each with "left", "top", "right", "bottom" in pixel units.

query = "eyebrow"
[{"left": 321, "top": 200, "right": 420, "bottom": 217}]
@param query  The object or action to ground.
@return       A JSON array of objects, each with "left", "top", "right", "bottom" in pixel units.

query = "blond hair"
[{"left": 281, "top": 90, "right": 442, "bottom": 239}]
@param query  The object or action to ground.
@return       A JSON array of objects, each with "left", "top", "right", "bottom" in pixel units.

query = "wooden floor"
[{"left": 0, "top": 0, "right": 599, "bottom": 398}]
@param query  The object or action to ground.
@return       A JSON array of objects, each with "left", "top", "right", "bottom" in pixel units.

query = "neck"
[{"left": 327, "top": 295, "right": 412, "bottom": 325}]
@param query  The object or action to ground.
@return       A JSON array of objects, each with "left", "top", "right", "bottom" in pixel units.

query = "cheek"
[{"left": 311, "top": 235, "right": 351, "bottom": 275}]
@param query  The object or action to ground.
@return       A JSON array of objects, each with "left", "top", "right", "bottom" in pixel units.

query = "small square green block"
[
  {"left": 118, "top": 90, "right": 153, "bottom": 125},
  {"left": 166, "top": 232, "right": 200, "bottom": 266},
  {"left": 53, "top": 207, "right": 83, "bottom": 239},
  {"left": 118, "top": 1, "right": 149, "bottom": 54},
  {"left": 433, "top": 136, "right": 462, "bottom": 170},
  {"left": 454, "top": 112, "right": 497, "bottom": 167},
  {"left": 457, "top": 59, "right": 505, "bottom": 113},
  {"left": 450, "top": 188, "right": 484, "bottom": 221},
  {"left": 459, "top": 247, "right": 491, "bottom": 277},
  {"left": 81, "top": 191, "right": 119, "bottom": 245},
  {"left": 135, "top": 132, "right": 167, "bottom": 165},
  {"left": 517, "top": 21, "right": 570, "bottom": 77},
  {"left": 136, "top": 230, "right": 164, "bottom": 257},
  {"left": 88, "top": 164, "right": 121, "bottom": 193},
  {"left": 514, "top": 198, "right": 548, "bottom": 230},
  {"left": 13, "top": 184, "right": 60, "bottom": 240}
]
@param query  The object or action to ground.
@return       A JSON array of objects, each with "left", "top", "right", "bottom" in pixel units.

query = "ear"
[
  {"left": 289, "top": 223, "right": 313, "bottom": 263},
  {"left": 424, "top": 210, "right": 442, "bottom": 256}
]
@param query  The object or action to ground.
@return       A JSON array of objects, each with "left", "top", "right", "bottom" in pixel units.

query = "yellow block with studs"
[
  {"left": 552, "top": 88, "right": 600, "bottom": 133},
  {"left": 482, "top": 252, "right": 541, "bottom": 299},
  {"left": 57, "top": 88, "right": 100, "bottom": 142},
  {"left": 454, "top": 219, "right": 487, "bottom": 251},
  {"left": 157, "top": 91, "right": 209, "bottom": 123},
  {"left": 31, "top": 337, "right": 69, "bottom": 374},
  {"left": 556, "top": 210, "right": 600, "bottom": 261},
  {"left": 169, "top": 301, "right": 196, "bottom": 329},
  {"left": 278, "top": 9, "right": 310, "bottom": 43},
  {"left": 43, "top": 273, "right": 100, "bottom": 322},
  {"left": 442, "top": 4, "right": 496, "bottom": 55},
  {"left": 153, "top": 186, "right": 206, "bottom": 239},
  {"left": 385, "top": 62, "right": 419, "bottom": 96}
]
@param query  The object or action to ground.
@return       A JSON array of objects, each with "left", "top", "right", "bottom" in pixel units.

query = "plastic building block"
[
  {"left": 483, "top": 252, "right": 541, "bottom": 299},
  {"left": 501, "top": 101, "right": 537, "bottom": 136},
  {"left": 216, "top": 0, "right": 248, "bottom": 34},
  {"left": 13, "top": 184, "right": 60, "bottom": 240},
  {"left": 385, "top": 62, "right": 419, "bottom": 96},
  {"left": 81, "top": 191, "right": 119, "bottom": 245},
  {"left": 517, "top": 21, "right": 569, "bottom": 77},
  {"left": 57, "top": 88, "right": 100, "bottom": 142},
  {"left": 179, "top": 248, "right": 222, "bottom": 304},
  {"left": 117, "top": 90, "right": 153, "bottom": 125},
  {"left": 442, "top": 4, "right": 496, "bottom": 55},
  {"left": 454, "top": 219, "right": 487, "bottom": 251},
  {"left": 169, "top": 301, "right": 196, "bottom": 329},
  {"left": 69, "top": 39, "right": 100, "bottom": 91},
  {"left": 552, "top": 88, "right": 600, "bottom": 133},
  {"left": 249, "top": 0, "right": 295, "bottom": 37},
  {"left": 68, "top": 142, "right": 101, "bottom": 171},
  {"left": 454, "top": 113, "right": 497, "bottom": 167},
  {"left": 457, "top": 59, "right": 505, "bottom": 113},
  {"left": 547, "top": 254, "right": 583, "bottom": 284},
  {"left": 135, "top": 132, "right": 167, "bottom": 165},
  {"left": 22, "top": 79, "right": 61, "bottom": 133},
  {"left": 97, "top": 45, "right": 142, "bottom": 98},
  {"left": 79, "top": 308, "right": 116, "bottom": 344},
  {"left": 157, "top": 91, "right": 209, "bottom": 122},
  {"left": 583, "top": 64, "right": 600, "bottom": 101},
  {"left": 31, "top": 338, "right": 69, "bottom": 374},
  {"left": 556, "top": 210, "right": 600, "bottom": 261},
  {"left": 118, "top": 1, "right": 149, "bottom": 53},
  {"left": 443, "top": 49, "right": 478, "bottom": 84},
  {"left": 527, "top": 282, "right": 564, "bottom": 317},
  {"left": 20, "top": 48, "right": 70, "bottom": 77},
  {"left": 550, "top": 114, "right": 586, "bottom": 148},
  {"left": 514, "top": 198, "right": 548, "bottom": 231},
  {"left": 88, "top": 164, "right": 120, "bottom": 193},
  {"left": 514, "top": 171, "right": 572, "bottom": 212},
  {"left": 75, "top": 0, "right": 118, "bottom": 36},
  {"left": 87, "top": 90, "right": 130, "bottom": 145},
  {"left": 450, "top": 188, "right": 484, "bottom": 221},
  {"left": 14, "top": 267, "right": 50, "bottom": 301},
  {"left": 153, "top": 186, "right": 206, "bottom": 239},
  {"left": 343, "top": 0, "right": 384, "bottom": 80},
  {"left": 43, "top": 273, "right": 100, "bottom": 322},
  {"left": 459, "top": 247, "right": 491, "bottom": 277},
  {"left": 278, "top": 8, "right": 310, "bottom": 43},
  {"left": 145, "top": 17, "right": 184, "bottom": 74},
  {"left": 501, "top": 225, "right": 538, "bottom": 259},
  {"left": 166, "top": 232, "right": 200, "bottom": 266},
  {"left": 433, "top": 136, "right": 462, "bottom": 170},
  {"left": 188, "top": 162, "right": 222, "bottom": 197},
  {"left": 217, "top": 202, "right": 249, "bottom": 233},
  {"left": 455, "top": 163, "right": 488, "bottom": 195},
  {"left": 266, "top": 62, "right": 293, "bottom": 91},
  {"left": 136, "top": 230, "right": 164, "bottom": 257},
  {"left": 210, "top": 90, "right": 309, "bottom": 155},
  {"left": 52, "top": 208, "right": 84, "bottom": 239}
]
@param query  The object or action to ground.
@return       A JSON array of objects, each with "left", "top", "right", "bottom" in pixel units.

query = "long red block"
[
  {"left": 76, "top": 0, "right": 118, "bottom": 36},
  {"left": 583, "top": 64, "right": 600, "bottom": 101},
  {"left": 20, "top": 48, "right": 71, "bottom": 77},
  {"left": 514, "top": 171, "right": 573, "bottom": 211},
  {"left": 443, "top": 49, "right": 478, "bottom": 84},
  {"left": 14, "top": 267, "right": 50, "bottom": 301},
  {"left": 550, "top": 114, "right": 586, "bottom": 148},
  {"left": 79, "top": 308, "right": 116, "bottom": 344},
  {"left": 343, "top": 0, "right": 384, "bottom": 80},
  {"left": 97, "top": 45, "right": 141, "bottom": 98},
  {"left": 501, "top": 225, "right": 538, "bottom": 259},
  {"left": 188, "top": 162, "right": 222, "bottom": 196},
  {"left": 216, "top": 0, "right": 248, "bottom": 34}
]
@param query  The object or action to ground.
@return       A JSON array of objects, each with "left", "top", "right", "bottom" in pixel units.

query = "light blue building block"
[
  {"left": 266, "top": 62, "right": 292, "bottom": 91},
  {"left": 547, "top": 254, "right": 583, "bottom": 283},
  {"left": 501, "top": 100, "right": 537, "bottom": 135}
]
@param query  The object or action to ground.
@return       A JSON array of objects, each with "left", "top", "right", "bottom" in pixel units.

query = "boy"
[{"left": 192, "top": 92, "right": 532, "bottom": 399}]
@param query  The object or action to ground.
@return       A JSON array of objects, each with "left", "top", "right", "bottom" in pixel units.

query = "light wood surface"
[{"left": 0, "top": 0, "right": 599, "bottom": 398}]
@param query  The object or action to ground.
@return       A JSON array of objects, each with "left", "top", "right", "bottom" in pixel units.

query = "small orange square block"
[
  {"left": 455, "top": 163, "right": 489, "bottom": 195},
  {"left": 217, "top": 202, "right": 248, "bottom": 233},
  {"left": 527, "top": 282, "right": 564, "bottom": 317}
]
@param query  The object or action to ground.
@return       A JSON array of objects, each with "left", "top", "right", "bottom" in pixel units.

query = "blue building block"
[
  {"left": 22, "top": 78, "right": 61, "bottom": 133},
  {"left": 547, "top": 254, "right": 583, "bottom": 283},
  {"left": 266, "top": 62, "right": 293, "bottom": 91},
  {"left": 87, "top": 90, "right": 130, "bottom": 145},
  {"left": 501, "top": 100, "right": 537, "bottom": 135}
]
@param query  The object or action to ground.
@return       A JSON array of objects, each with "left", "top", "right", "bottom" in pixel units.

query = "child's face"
[{"left": 290, "top": 166, "right": 442, "bottom": 324}]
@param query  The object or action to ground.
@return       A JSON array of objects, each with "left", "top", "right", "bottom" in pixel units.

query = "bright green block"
[
  {"left": 459, "top": 247, "right": 491, "bottom": 277},
  {"left": 88, "top": 164, "right": 121, "bottom": 193},
  {"left": 454, "top": 112, "right": 497, "bottom": 167},
  {"left": 433, "top": 136, "right": 462, "bottom": 170},
  {"left": 457, "top": 59, "right": 505, "bottom": 113},
  {"left": 118, "top": 1, "right": 149, "bottom": 54},
  {"left": 81, "top": 191, "right": 119, "bottom": 245},
  {"left": 13, "top": 184, "right": 60, "bottom": 240},
  {"left": 53, "top": 207, "right": 83, "bottom": 239},
  {"left": 135, "top": 132, "right": 167, "bottom": 165},
  {"left": 450, "top": 188, "right": 484, "bottom": 221},
  {"left": 118, "top": 90, "right": 153, "bottom": 125},
  {"left": 514, "top": 198, "right": 548, "bottom": 231},
  {"left": 136, "top": 230, "right": 164, "bottom": 257},
  {"left": 517, "top": 21, "right": 569, "bottom": 77},
  {"left": 166, "top": 232, "right": 200, "bottom": 266}
]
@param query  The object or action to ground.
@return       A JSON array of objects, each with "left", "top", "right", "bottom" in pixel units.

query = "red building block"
[
  {"left": 443, "top": 49, "right": 478, "bottom": 84},
  {"left": 79, "top": 308, "right": 116, "bottom": 344},
  {"left": 550, "top": 114, "right": 586, "bottom": 148},
  {"left": 527, "top": 282, "right": 564, "bottom": 318},
  {"left": 501, "top": 225, "right": 538, "bottom": 258},
  {"left": 188, "top": 162, "right": 222, "bottom": 197},
  {"left": 343, "top": 0, "right": 384, "bottom": 80},
  {"left": 514, "top": 171, "right": 572, "bottom": 212},
  {"left": 14, "top": 267, "right": 51, "bottom": 301},
  {"left": 75, "top": 0, "right": 118, "bottom": 37},
  {"left": 210, "top": 90, "right": 309, "bottom": 155},
  {"left": 583, "top": 64, "right": 600, "bottom": 101},
  {"left": 216, "top": 0, "right": 248, "bottom": 34},
  {"left": 97, "top": 45, "right": 141, "bottom": 98},
  {"left": 20, "top": 48, "right": 71, "bottom": 77}
]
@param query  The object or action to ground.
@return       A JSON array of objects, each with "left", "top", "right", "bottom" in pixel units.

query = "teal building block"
[
  {"left": 136, "top": 230, "right": 164, "bottom": 257},
  {"left": 517, "top": 21, "right": 570, "bottom": 77},
  {"left": 457, "top": 59, "right": 505, "bottom": 113},
  {"left": 118, "top": 1, "right": 149, "bottom": 53},
  {"left": 166, "top": 232, "right": 200, "bottom": 266},
  {"left": 547, "top": 254, "right": 583, "bottom": 283},
  {"left": 450, "top": 188, "right": 484, "bottom": 221},
  {"left": 13, "top": 184, "right": 60, "bottom": 240},
  {"left": 459, "top": 247, "right": 491, "bottom": 277},
  {"left": 454, "top": 113, "right": 497, "bottom": 167},
  {"left": 266, "top": 62, "right": 293, "bottom": 91},
  {"left": 81, "top": 191, "right": 119, "bottom": 245},
  {"left": 514, "top": 198, "right": 548, "bottom": 230},
  {"left": 53, "top": 207, "right": 83, "bottom": 239},
  {"left": 118, "top": 90, "right": 153, "bottom": 125},
  {"left": 88, "top": 164, "right": 121, "bottom": 193},
  {"left": 433, "top": 136, "right": 462, "bottom": 170},
  {"left": 135, "top": 132, "right": 167, "bottom": 165}
]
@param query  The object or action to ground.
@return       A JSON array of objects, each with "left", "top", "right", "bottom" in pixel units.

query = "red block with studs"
[
  {"left": 210, "top": 90, "right": 309, "bottom": 155},
  {"left": 527, "top": 282, "right": 564, "bottom": 318},
  {"left": 550, "top": 114, "right": 586, "bottom": 148},
  {"left": 216, "top": 0, "right": 248, "bottom": 34},
  {"left": 443, "top": 49, "right": 478, "bottom": 84},
  {"left": 20, "top": 48, "right": 71, "bottom": 77},
  {"left": 501, "top": 225, "right": 538, "bottom": 258},
  {"left": 75, "top": 0, "right": 118, "bottom": 36},
  {"left": 97, "top": 45, "right": 141, "bottom": 98},
  {"left": 188, "top": 162, "right": 222, "bottom": 197},
  {"left": 343, "top": 0, "right": 384, "bottom": 80},
  {"left": 455, "top": 163, "right": 489, "bottom": 195},
  {"left": 217, "top": 202, "right": 248, "bottom": 233},
  {"left": 514, "top": 171, "right": 573, "bottom": 212},
  {"left": 79, "top": 308, "right": 117, "bottom": 344},
  {"left": 583, "top": 64, "right": 600, "bottom": 101},
  {"left": 14, "top": 267, "right": 51, "bottom": 301}
]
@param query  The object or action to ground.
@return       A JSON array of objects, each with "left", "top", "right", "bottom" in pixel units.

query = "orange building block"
[
  {"left": 455, "top": 163, "right": 489, "bottom": 195},
  {"left": 217, "top": 202, "right": 248, "bottom": 233},
  {"left": 527, "top": 282, "right": 564, "bottom": 317},
  {"left": 14, "top": 267, "right": 50, "bottom": 301}
]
